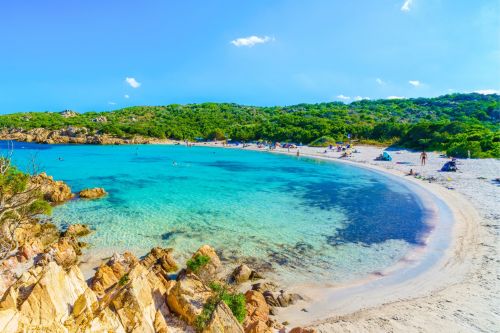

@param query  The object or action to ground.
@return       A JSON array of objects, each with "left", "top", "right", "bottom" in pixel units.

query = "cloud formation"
[
  {"left": 231, "top": 35, "right": 273, "bottom": 47},
  {"left": 337, "top": 94, "right": 351, "bottom": 101},
  {"left": 376, "top": 78, "right": 386, "bottom": 85},
  {"left": 474, "top": 89, "right": 499, "bottom": 95},
  {"left": 409, "top": 80, "right": 421, "bottom": 87},
  {"left": 354, "top": 96, "right": 370, "bottom": 101},
  {"left": 401, "top": 0, "right": 413, "bottom": 12},
  {"left": 387, "top": 96, "right": 406, "bottom": 100},
  {"left": 108, "top": 102, "right": 116, "bottom": 105},
  {"left": 124, "top": 94, "right": 130, "bottom": 99},
  {"left": 125, "top": 77, "right": 141, "bottom": 88}
]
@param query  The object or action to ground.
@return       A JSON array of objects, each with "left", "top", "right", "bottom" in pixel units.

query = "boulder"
[
  {"left": 243, "top": 291, "right": 271, "bottom": 333},
  {"left": 64, "top": 224, "right": 92, "bottom": 237},
  {"left": 203, "top": 301, "right": 245, "bottom": 333},
  {"left": 31, "top": 172, "right": 73, "bottom": 203},
  {"left": 47, "top": 237, "right": 79, "bottom": 268},
  {"left": 289, "top": 328, "right": 317, "bottom": 333},
  {"left": 79, "top": 187, "right": 107, "bottom": 199},
  {"left": 188, "top": 245, "right": 222, "bottom": 281},
  {"left": 141, "top": 247, "right": 178, "bottom": 275},
  {"left": 232, "top": 264, "right": 252, "bottom": 284},
  {"left": 90, "top": 264, "right": 120, "bottom": 295},
  {"left": 167, "top": 273, "right": 213, "bottom": 325}
]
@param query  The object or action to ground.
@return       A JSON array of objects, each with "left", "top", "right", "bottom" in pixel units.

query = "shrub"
[
  {"left": 309, "top": 136, "right": 338, "bottom": 147},
  {"left": 186, "top": 254, "right": 210, "bottom": 273}
]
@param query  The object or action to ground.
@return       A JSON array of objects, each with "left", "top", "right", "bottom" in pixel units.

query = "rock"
[
  {"left": 261, "top": 290, "right": 303, "bottom": 308},
  {"left": 92, "top": 116, "right": 108, "bottom": 123},
  {"left": 79, "top": 187, "right": 107, "bottom": 199},
  {"left": 289, "top": 328, "right": 317, "bottom": 333},
  {"left": 110, "top": 264, "right": 170, "bottom": 333},
  {"left": 167, "top": 273, "right": 213, "bottom": 325},
  {"left": 47, "top": 237, "right": 79, "bottom": 268},
  {"left": 31, "top": 172, "right": 73, "bottom": 203},
  {"left": 244, "top": 290, "right": 269, "bottom": 323},
  {"left": 64, "top": 224, "right": 92, "bottom": 237},
  {"left": 251, "top": 282, "right": 278, "bottom": 293},
  {"left": 232, "top": 264, "right": 252, "bottom": 284},
  {"left": 203, "top": 301, "right": 245, "bottom": 333},
  {"left": 141, "top": 247, "right": 178, "bottom": 275},
  {"left": 189, "top": 245, "right": 222, "bottom": 281},
  {"left": 60, "top": 110, "right": 79, "bottom": 118},
  {"left": 90, "top": 264, "right": 120, "bottom": 295},
  {"left": 244, "top": 320, "right": 272, "bottom": 333},
  {"left": 16, "top": 262, "right": 87, "bottom": 331},
  {"left": 0, "top": 309, "right": 19, "bottom": 333}
]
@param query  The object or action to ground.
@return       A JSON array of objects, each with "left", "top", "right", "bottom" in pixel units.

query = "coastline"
[
  {"left": 187, "top": 142, "right": 497, "bottom": 332},
  {"left": 3, "top": 139, "right": 498, "bottom": 331}
]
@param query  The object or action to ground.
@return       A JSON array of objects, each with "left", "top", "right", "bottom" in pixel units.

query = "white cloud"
[
  {"left": 124, "top": 94, "right": 130, "bottom": 99},
  {"left": 354, "top": 96, "right": 370, "bottom": 101},
  {"left": 108, "top": 102, "right": 116, "bottom": 105},
  {"left": 409, "top": 80, "right": 421, "bottom": 87},
  {"left": 376, "top": 78, "right": 386, "bottom": 85},
  {"left": 125, "top": 77, "right": 141, "bottom": 88},
  {"left": 231, "top": 35, "right": 274, "bottom": 47},
  {"left": 337, "top": 94, "right": 351, "bottom": 101},
  {"left": 387, "top": 96, "right": 406, "bottom": 100},
  {"left": 474, "top": 89, "right": 500, "bottom": 95},
  {"left": 401, "top": 0, "right": 413, "bottom": 12}
]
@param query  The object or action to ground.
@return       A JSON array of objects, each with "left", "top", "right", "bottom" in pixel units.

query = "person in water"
[{"left": 420, "top": 151, "right": 427, "bottom": 166}]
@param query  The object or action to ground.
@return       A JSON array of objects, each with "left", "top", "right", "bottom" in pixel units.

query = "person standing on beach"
[{"left": 420, "top": 151, "right": 427, "bottom": 166}]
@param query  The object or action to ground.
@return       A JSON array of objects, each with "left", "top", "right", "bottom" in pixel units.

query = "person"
[
  {"left": 296, "top": 150, "right": 300, "bottom": 157},
  {"left": 420, "top": 151, "right": 427, "bottom": 166}
]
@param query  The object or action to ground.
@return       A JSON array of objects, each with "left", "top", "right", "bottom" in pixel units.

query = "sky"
[{"left": 0, "top": 0, "right": 499, "bottom": 113}]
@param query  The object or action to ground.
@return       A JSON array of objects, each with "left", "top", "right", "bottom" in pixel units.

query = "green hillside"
[{"left": 0, "top": 93, "right": 498, "bottom": 158}]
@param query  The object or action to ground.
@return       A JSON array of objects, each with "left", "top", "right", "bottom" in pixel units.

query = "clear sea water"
[{"left": 3, "top": 141, "right": 431, "bottom": 284}]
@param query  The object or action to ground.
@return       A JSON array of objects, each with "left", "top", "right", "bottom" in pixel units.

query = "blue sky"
[{"left": 0, "top": 0, "right": 499, "bottom": 113}]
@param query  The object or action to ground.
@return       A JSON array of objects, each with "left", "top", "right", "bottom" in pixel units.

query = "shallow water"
[{"left": 3, "top": 141, "right": 432, "bottom": 284}]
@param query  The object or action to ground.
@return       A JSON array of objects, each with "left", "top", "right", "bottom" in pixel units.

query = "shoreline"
[
  {"left": 4, "top": 139, "right": 497, "bottom": 331},
  {"left": 185, "top": 142, "right": 494, "bottom": 331}
]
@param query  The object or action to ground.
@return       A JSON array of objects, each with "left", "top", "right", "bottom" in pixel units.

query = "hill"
[{"left": 0, "top": 93, "right": 498, "bottom": 158}]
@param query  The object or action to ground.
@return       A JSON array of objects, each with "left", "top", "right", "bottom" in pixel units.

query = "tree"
[{"left": 0, "top": 153, "right": 51, "bottom": 263}]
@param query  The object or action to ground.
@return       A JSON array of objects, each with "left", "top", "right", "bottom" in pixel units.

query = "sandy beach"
[{"left": 190, "top": 142, "right": 499, "bottom": 332}]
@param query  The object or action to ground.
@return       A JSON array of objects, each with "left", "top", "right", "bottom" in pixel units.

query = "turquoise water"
[{"left": 4, "top": 141, "right": 431, "bottom": 283}]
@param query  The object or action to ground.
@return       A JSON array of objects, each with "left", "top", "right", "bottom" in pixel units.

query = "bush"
[
  {"left": 309, "top": 136, "right": 338, "bottom": 147},
  {"left": 195, "top": 282, "right": 246, "bottom": 330},
  {"left": 186, "top": 254, "right": 210, "bottom": 273}
]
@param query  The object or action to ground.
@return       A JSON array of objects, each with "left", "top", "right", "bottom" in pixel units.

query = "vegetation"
[
  {"left": 186, "top": 254, "right": 210, "bottom": 273},
  {"left": 195, "top": 282, "right": 246, "bottom": 330},
  {"left": 0, "top": 155, "right": 52, "bottom": 262},
  {"left": 0, "top": 93, "right": 498, "bottom": 158}
]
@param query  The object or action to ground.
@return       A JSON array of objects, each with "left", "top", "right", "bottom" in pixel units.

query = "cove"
[{"left": 3, "top": 141, "right": 432, "bottom": 284}]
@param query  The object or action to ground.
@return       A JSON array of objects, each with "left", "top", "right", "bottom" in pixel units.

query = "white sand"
[{"left": 223, "top": 144, "right": 498, "bottom": 332}]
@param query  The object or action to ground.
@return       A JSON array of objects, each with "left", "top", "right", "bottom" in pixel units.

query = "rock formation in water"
[
  {"left": 78, "top": 188, "right": 107, "bottom": 199},
  {"left": 31, "top": 172, "right": 74, "bottom": 203}
]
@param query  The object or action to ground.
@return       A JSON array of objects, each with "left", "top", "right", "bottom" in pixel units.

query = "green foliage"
[
  {"left": 309, "top": 136, "right": 338, "bottom": 147},
  {"left": 0, "top": 93, "right": 498, "bottom": 157},
  {"left": 195, "top": 282, "right": 246, "bottom": 330},
  {"left": 186, "top": 254, "right": 210, "bottom": 273},
  {"left": 118, "top": 273, "right": 129, "bottom": 286}
]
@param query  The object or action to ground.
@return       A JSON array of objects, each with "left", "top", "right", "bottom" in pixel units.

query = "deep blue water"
[{"left": 2, "top": 141, "right": 431, "bottom": 283}]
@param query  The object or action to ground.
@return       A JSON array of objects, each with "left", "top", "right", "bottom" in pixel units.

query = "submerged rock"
[{"left": 78, "top": 187, "right": 107, "bottom": 199}]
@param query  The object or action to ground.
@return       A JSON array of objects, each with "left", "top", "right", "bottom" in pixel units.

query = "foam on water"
[{"left": 4, "top": 141, "right": 431, "bottom": 284}]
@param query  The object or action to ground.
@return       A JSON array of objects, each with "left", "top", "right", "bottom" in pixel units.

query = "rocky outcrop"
[
  {"left": 78, "top": 187, "right": 107, "bottom": 199},
  {"left": 167, "top": 273, "right": 213, "bottom": 325},
  {"left": 243, "top": 290, "right": 271, "bottom": 333},
  {"left": 60, "top": 110, "right": 79, "bottom": 118},
  {"left": 188, "top": 245, "right": 222, "bottom": 281},
  {"left": 289, "top": 328, "right": 317, "bottom": 333},
  {"left": 90, "top": 252, "right": 139, "bottom": 296},
  {"left": 204, "top": 301, "right": 245, "bottom": 333},
  {"left": 0, "top": 127, "right": 162, "bottom": 145},
  {"left": 64, "top": 224, "right": 92, "bottom": 237},
  {"left": 141, "top": 247, "right": 178, "bottom": 279},
  {"left": 31, "top": 172, "right": 73, "bottom": 203}
]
